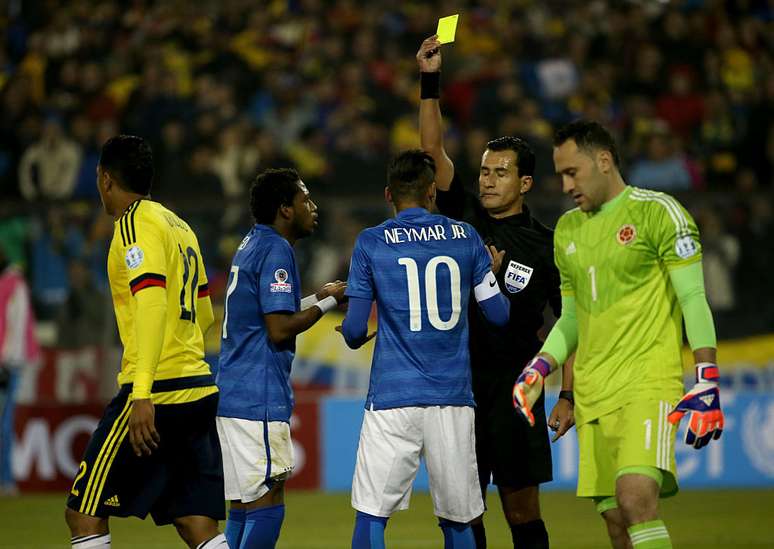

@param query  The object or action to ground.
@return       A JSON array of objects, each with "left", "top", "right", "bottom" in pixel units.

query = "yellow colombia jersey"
[
  {"left": 108, "top": 199, "right": 217, "bottom": 404},
  {"left": 554, "top": 186, "right": 701, "bottom": 425}
]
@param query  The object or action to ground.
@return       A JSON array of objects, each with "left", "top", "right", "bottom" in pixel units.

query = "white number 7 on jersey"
[{"left": 222, "top": 266, "right": 239, "bottom": 339}]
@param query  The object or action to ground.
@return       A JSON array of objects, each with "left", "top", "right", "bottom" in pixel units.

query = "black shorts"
[
  {"left": 67, "top": 386, "right": 225, "bottom": 525},
  {"left": 473, "top": 370, "right": 553, "bottom": 491}
]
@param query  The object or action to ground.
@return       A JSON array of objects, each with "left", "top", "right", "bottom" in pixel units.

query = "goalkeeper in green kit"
[{"left": 513, "top": 120, "right": 724, "bottom": 549}]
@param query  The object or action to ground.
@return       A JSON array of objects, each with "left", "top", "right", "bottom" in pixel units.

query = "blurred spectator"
[
  {"left": 152, "top": 118, "right": 190, "bottom": 202},
  {"left": 18, "top": 116, "right": 82, "bottom": 201},
  {"left": 733, "top": 191, "right": 774, "bottom": 334},
  {"left": 54, "top": 259, "right": 109, "bottom": 348},
  {"left": 536, "top": 57, "right": 580, "bottom": 102},
  {"left": 0, "top": 0, "right": 769, "bottom": 341},
  {"left": 184, "top": 146, "right": 222, "bottom": 202},
  {"left": 697, "top": 208, "right": 740, "bottom": 313},
  {"left": 305, "top": 211, "right": 362, "bottom": 290},
  {"left": 743, "top": 74, "right": 774, "bottom": 187},
  {"left": 29, "top": 208, "right": 83, "bottom": 318},
  {"left": 211, "top": 121, "right": 259, "bottom": 202},
  {"left": 0, "top": 243, "right": 40, "bottom": 494},
  {"left": 655, "top": 66, "right": 704, "bottom": 140},
  {"left": 699, "top": 91, "right": 740, "bottom": 187},
  {"left": 621, "top": 44, "right": 663, "bottom": 98},
  {"left": 80, "top": 211, "right": 113, "bottom": 290},
  {"left": 717, "top": 23, "right": 755, "bottom": 95},
  {"left": 629, "top": 127, "right": 696, "bottom": 191},
  {"left": 0, "top": 211, "right": 30, "bottom": 269}
]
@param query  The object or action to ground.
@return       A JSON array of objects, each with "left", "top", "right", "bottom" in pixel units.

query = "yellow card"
[{"left": 436, "top": 14, "right": 459, "bottom": 44}]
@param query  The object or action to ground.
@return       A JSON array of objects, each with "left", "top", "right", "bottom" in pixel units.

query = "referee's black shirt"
[{"left": 436, "top": 172, "right": 561, "bottom": 377}]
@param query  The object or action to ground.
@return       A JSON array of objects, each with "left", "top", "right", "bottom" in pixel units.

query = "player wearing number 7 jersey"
[
  {"left": 66, "top": 135, "right": 228, "bottom": 549},
  {"left": 513, "top": 121, "right": 723, "bottom": 549},
  {"left": 215, "top": 168, "right": 347, "bottom": 549},
  {"left": 341, "top": 150, "right": 510, "bottom": 549}
]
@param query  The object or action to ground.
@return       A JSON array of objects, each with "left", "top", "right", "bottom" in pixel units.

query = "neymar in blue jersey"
[
  {"left": 341, "top": 150, "right": 511, "bottom": 549},
  {"left": 215, "top": 168, "right": 346, "bottom": 549}
]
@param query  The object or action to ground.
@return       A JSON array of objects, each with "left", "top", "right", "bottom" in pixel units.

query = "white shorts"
[
  {"left": 351, "top": 405, "right": 484, "bottom": 523},
  {"left": 216, "top": 416, "right": 295, "bottom": 503}
]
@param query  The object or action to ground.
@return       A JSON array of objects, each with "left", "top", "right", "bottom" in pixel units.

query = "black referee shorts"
[
  {"left": 67, "top": 385, "right": 225, "bottom": 525},
  {"left": 474, "top": 370, "right": 553, "bottom": 491}
]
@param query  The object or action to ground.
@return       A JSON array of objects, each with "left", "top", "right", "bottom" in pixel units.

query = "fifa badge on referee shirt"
[
  {"left": 504, "top": 260, "right": 533, "bottom": 293},
  {"left": 616, "top": 224, "right": 637, "bottom": 246}
]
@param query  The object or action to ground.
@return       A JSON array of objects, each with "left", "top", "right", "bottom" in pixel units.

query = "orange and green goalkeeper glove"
[
  {"left": 513, "top": 356, "right": 552, "bottom": 426},
  {"left": 668, "top": 363, "right": 724, "bottom": 449}
]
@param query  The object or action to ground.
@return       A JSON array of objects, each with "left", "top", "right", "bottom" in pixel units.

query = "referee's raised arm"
[{"left": 417, "top": 35, "right": 454, "bottom": 191}]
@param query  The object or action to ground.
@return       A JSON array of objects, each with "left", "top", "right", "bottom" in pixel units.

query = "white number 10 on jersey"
[{"left": 398, "top": 256, "right": 461, "bottom": 332}]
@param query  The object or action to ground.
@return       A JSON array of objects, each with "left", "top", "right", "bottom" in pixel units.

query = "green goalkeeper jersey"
[{"left": 554, "top": 186, "right": 701, "bottom": 425}]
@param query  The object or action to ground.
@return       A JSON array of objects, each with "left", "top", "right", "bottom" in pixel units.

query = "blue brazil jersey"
[
  {"left": 346, "top": 207, "right": 492, "bottom": 410},
  {"left": 216, "top": 224, "right": 301, "bottom": 422}
]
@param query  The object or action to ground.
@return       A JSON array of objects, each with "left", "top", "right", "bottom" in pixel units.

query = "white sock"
[
  {"left": 196, "top": 533, "right": 228, "bottom": 549},
  {"left": 71, "top": 533, "right": 111, "bottom": 548}
]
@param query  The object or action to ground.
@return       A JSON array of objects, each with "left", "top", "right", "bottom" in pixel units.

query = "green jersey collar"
[{"left": 594, "top": 186, "right": 631, "bottom": 216}]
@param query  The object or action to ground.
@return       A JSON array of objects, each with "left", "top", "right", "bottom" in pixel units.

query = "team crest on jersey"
[
  {"left": 616, "top": 224, "right": 637, "bottom": 246},
  {"left": 566, "top": 241, "right": 576, "bottom": 255},
  {"left": 504, "top": 260, "right": 533, "bottom": 293},
  {"left": 270, "top": 268, "right": 292, "bottom": 293},
  {"left": 125, "top": 245, "right": 144, "bottom": 269},
  {"left": 675, "top": 235, "right": 698, "bottom": 259}
]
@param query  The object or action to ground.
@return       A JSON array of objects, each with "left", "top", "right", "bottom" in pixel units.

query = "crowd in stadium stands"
[{"left": 0, "top": 0, "right": 771, "bottom": 343}]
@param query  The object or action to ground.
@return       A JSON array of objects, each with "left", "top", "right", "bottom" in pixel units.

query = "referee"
[{"left": 416, "top": 36, "right": 574, "bottom": 549}]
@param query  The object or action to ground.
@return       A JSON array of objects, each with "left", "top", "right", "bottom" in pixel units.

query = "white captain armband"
[{"left": 474, "top": 271, "right": 501, "bottom": 303}]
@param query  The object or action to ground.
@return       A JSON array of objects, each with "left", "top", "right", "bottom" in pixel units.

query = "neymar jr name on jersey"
[{"left": 383, "top": 222, "right": 469, "bottom": 244}]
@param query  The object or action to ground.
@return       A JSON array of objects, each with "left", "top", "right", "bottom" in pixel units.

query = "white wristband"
[
  {"left": 300, "top": 294, "right": 318, "bottom": 310},
  {"left": 314, "top": 295, "right": 338, "bottom": 314}
]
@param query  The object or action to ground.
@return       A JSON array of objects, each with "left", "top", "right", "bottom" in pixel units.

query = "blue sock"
[
  {"left": 240, "top": 504, "right": 285, "bottom": 549},
  {"left": 352, "top": 511, "right": 388, "bottom": 549},
  {"left": 225, "top": 508, "right": 246, "bottom": 549},
  {"left": 439, "top": 519, "right": 475, "bottom": 549}
]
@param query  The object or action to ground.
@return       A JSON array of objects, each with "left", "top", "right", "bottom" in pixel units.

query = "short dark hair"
[
  {"left": 387, "top": 150, "right": 436, "bottom": 205},
  {"left": 250, "top": 168, "right": 301, "bottom": 224},
  {"left": 99, "top": 135, "right": 154, "bottom": 195},
  {"left": 554, "top": 120, "right": 621, "bottom": 167},
  {"left": 485, "top": 136, "right": 536, "bottom": 177}
]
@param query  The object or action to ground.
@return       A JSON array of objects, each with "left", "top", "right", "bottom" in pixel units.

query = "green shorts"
[{"left": 577, "top": 399, "right": 679, "bottom": 500}]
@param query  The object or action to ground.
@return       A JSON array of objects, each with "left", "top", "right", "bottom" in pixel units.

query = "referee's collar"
[
  {"left": 396, "top": 207, "right": 428, "bottom": 218},
  {"left": 488, "top": 204, "right": 532, "bottom": 226}
]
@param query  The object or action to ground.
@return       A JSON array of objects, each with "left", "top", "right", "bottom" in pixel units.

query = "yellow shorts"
[{"left": 577, "top": 399, "right": 679, "bottom": 500}]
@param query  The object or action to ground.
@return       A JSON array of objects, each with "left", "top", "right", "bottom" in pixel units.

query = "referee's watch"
[{"left": 558, "top": 390, "right": 574, "bottom": 406}]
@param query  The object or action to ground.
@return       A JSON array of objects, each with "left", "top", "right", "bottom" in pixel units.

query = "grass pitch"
[{"left": 0, "top": 489, "right": 772, "bottom": 548}]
